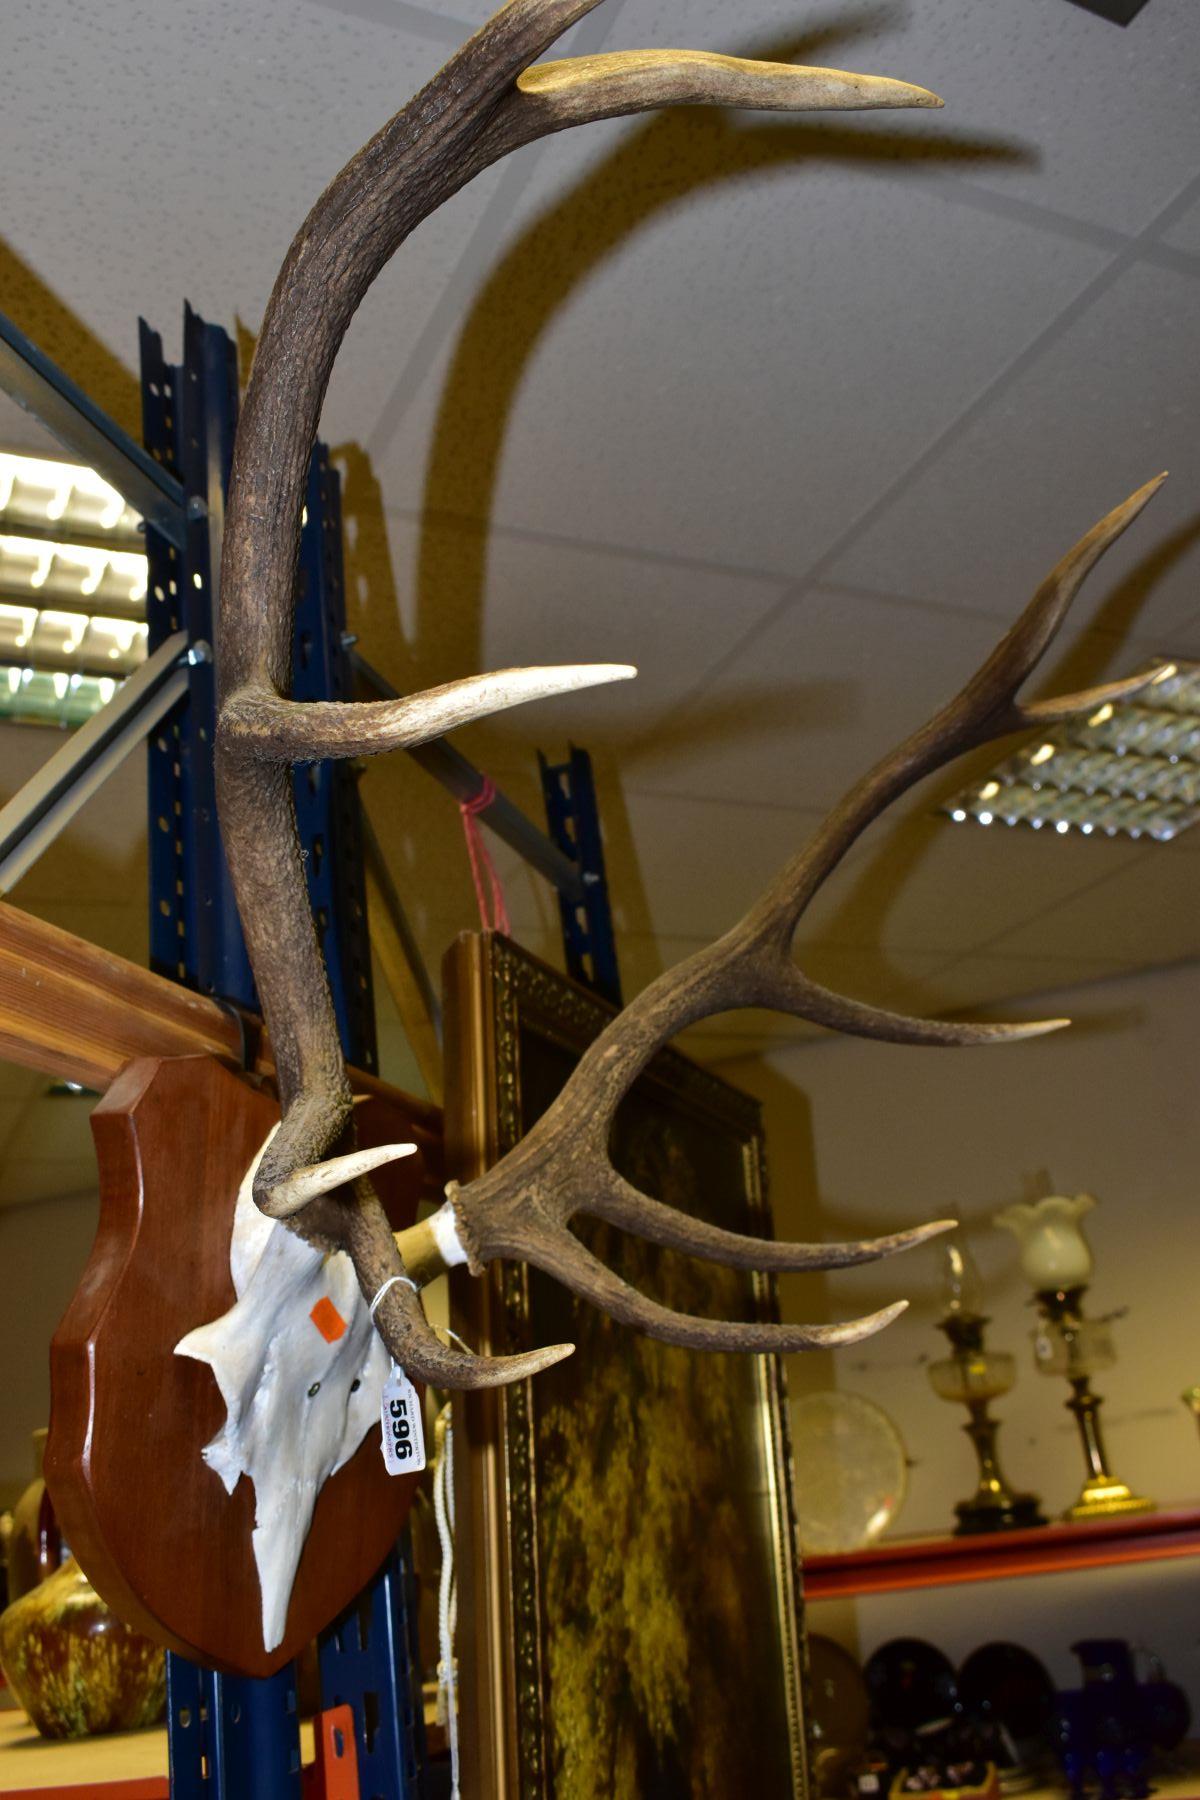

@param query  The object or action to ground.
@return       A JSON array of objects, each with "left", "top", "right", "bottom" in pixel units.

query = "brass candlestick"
[
  {"left": 927, "top": 1243, "right": 1044, "bottom": 1536},
  {"left": 1033, "top": 1285, "right": 1153, "bottom": 1522}
]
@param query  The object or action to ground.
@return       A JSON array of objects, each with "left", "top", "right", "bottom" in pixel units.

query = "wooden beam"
[
  {"left": 0, "top": 899, "right": 444, "bottom": 1183},
  {"left": 0, "top": 900, "right": 247, "bottom": 1090}
]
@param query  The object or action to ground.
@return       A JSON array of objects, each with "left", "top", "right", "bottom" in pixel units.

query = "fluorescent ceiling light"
[
  {"left": 0, "top": 664, "right": 119, "bottom": 726},
  {"left": 941, "top": 659, "right": 1200, "bottom": 843},
  {"left": 0, "top": 450, "right": 147, "bottom": 726},
  {"left": 0, "top": 532, "right": 147, "bottom": 606},
  {"left": 0, "top": 450, "right": 138, "bottom": 538}
]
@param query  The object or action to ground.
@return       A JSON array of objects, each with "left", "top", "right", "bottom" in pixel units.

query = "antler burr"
[{"left": 215, "top": 0, "right": 1170, "bottom": 1390}]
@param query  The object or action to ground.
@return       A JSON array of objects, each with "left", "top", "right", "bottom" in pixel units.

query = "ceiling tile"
[
  {"left": 919, "top": 950, "right": 1130, "bottom": 1014},
  {"left": 627, "top": 605, "right": 1160, "bottom": 815},
  {"left": 829, "top": 259, "right": 1200, "bottom": 651},
  {"left": 364, "top": 155, "right": 1109, "bottom": 573},
  {"left": 599, "top": 789, "right": 826, "bottom": 941},
  {"left": 577, "top": 0, "right": 1200, "bottom": 237},
  {"left": 0, "top": 0, "right": 507, "bottom": 447},
  {"left": 795, "top": 805, "right": 1147, "bottom": 956},
  {"left": 624, "top": 587, "right": 1010, "bottom": 809},
  {"left": 1159, "top": 193, "right": 1200, "bottom": 256},
  {"left": 303, "top": 0, "right": 474, "bottom": 41},
  {"left": 980, "top": 841, "right": 1200, "bottom": 961},
  {"left": 346, "top": 511, "right": 789, "bottom": 743}
]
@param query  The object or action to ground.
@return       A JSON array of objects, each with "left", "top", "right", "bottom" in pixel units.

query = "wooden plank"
[
  {"left": 0, "top": 899, "right": 445, "bottom": 1190},
  {"left": 0, "top": 900, "right": 245, "bottom": 1090},
  {"left": 802, "top": 1503, "right": 1200, "bottom": 1599}
]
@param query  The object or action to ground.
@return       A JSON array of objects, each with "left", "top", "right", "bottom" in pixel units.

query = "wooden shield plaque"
[{"left": 46, "top": 1054, "right": 427, "bottom": 1677}]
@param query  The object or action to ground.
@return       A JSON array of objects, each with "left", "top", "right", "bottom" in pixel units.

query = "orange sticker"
[{"left": 310, "top": 1296, "right": 347, "bottom": 1343}]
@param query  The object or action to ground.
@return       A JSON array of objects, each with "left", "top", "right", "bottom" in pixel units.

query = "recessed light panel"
[
  {"left": 0, "top": 450, "right": 146, "bottom": 725},
  {"left": 942, "top": 660, "right": 1199, "bottom": 843}
]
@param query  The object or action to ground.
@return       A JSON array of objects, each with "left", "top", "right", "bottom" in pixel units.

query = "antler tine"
[
  {"left": 344, "top": 1181, "right": 575, "bottom": 1388},
  {"left": 538, "top": 1169, "right": 958, "bottom": 1272},
  {"left": 1022, "top": 665, "right": 1175, "bottom": 728},
  {"left": 516, "top": 1221, "right": 910, "bottom": 1352},
  {"left": 511, "top": 48, "right": 941, "bottom": 130},
  {"left": 225, "top": 664, "right": 636, "bottom": 762}
]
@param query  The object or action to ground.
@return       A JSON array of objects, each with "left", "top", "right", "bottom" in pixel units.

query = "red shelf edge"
[{"left": 802, "top": 1503, "right": 1200, "bottom": 1600}]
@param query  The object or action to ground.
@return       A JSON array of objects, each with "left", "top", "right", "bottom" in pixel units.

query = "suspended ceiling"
[{"left": 0, "top": 0, "right": 1199, "bottom": 1204}]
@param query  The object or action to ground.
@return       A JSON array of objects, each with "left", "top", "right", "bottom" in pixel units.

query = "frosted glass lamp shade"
[{"left": 993, "top": 1193, "right": 1096, "bottom": 1291}]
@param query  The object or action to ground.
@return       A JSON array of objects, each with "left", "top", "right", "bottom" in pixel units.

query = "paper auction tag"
[{"left": 381, "top": 1366, "right": 426, "bottom": 1475}]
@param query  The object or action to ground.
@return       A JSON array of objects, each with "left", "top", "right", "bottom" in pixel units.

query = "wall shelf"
[{"left": 803, "top": 1503, "right": 1200, "bottom": 1600}]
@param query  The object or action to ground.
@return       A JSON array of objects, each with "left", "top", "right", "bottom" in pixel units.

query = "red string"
[{"left": 459, "top": 776, "right": 511, "bottom": 936}]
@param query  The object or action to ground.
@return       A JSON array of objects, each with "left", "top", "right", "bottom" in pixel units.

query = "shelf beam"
[{"left": 803, "top": 1504, "right": 1200, "bottom": 1600}]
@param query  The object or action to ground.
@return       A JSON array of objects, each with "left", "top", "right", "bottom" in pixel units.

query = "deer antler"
[{"left": 215, "top": 0, "right": 1169, "bottom": 1390}]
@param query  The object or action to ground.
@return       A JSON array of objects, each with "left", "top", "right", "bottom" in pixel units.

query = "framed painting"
[{"left": 443, "top": 932, "right": 807, "bottom": 1800}]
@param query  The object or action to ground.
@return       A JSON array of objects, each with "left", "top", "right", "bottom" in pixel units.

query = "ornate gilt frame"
[{"left": 443, "top": 931, "right": 807, "bottom": 1799}]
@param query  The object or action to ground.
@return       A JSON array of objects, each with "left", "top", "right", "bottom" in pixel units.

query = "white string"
[
  {"left": 433, "top": 1403, "right": 460, "bottom": 1800},
  {"left": 368, "top": 1273, "right": 418, "bottom": 1319}
]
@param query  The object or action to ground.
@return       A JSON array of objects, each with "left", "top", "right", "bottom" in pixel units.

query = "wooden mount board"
[{"left": 45, "top": 1054, "right": 427, "bottom": 1677}]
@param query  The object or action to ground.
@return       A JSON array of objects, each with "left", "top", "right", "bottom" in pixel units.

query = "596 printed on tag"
[{"left": 381, "top": 1366, "right": 426, "bottom": 1474}]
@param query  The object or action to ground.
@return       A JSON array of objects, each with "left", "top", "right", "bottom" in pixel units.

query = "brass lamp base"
[
  {"left": 955, "top": 1491, "right": 1045, "bottom": 1536},
  {"left": 1034, "top": 1290, "right": 1155, "bottom": 1527},
  {"left": 1064, "top": 1476, "right": 1155, "bottom": 1523}
]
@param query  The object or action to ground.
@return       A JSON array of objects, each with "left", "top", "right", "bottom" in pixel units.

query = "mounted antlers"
[{"left": 215, "top": 0, "right": 1169, "bottom": 1390}]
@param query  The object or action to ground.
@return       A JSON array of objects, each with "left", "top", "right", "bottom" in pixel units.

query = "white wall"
[
  {"left": 0, "top": 1191, "right": 98, "bottom": 1511},
  {"left": 719, "top": 959, "right": 1200, "bottom": 1697}
]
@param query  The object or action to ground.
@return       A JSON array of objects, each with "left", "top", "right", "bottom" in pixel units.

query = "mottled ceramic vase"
[{"left": 0, "top": 1557, "right": 165, "bottom": 1739}]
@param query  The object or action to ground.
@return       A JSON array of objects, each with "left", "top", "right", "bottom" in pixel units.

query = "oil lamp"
[
  {"left": 994, "top": 1192, "right": 1153, "bottom": 1522},
  {"left": 926, "top": 1241, "right": 1045, "bottom": 1535}
]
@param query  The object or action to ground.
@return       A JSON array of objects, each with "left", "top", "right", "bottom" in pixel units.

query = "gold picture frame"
[{"left": 444, "top": 932, "right": 807, "bottom": 1800}]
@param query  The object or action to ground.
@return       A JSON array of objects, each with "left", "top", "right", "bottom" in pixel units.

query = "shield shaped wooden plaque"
[{"left": 46, "top": 1054, "right": 428, "bottom": 1677}]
